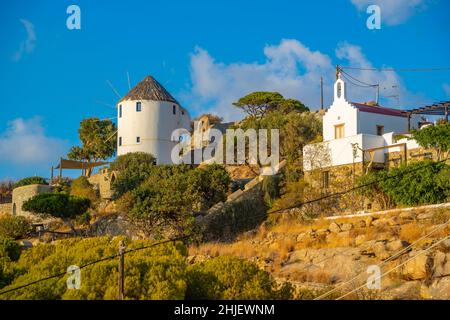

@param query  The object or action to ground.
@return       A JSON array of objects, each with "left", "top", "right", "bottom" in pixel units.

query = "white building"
[
  {"left": 303, "top": 75, "right": 422, "bottom": 171},
  {"left": 117, "top": 75, "right": 191, "bottom": 164}
]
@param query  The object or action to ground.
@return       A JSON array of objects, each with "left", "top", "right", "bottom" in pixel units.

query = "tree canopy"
[
  {"left": 14, "top": 177, "right": 48, "bottom": 188},
  {"left": 411, "top": 122, "right": 450, "bottom": 160},
  {"left": 233, "top": 92, "right": 308, "bottom": 118},
  {"left": 68, "top": 118, "right": 117, "bottom": 177},
  {"left": 22, "top": 193, "right": 90, "bottom": 233}
]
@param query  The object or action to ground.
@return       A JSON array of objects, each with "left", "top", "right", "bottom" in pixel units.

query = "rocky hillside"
[{"left": 189, "top": 205, "right": 450, "bottom": 299}]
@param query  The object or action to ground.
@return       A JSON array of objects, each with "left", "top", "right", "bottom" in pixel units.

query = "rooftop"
[{"left": 119, "top": 75, "right": 178, "bottom": 104}]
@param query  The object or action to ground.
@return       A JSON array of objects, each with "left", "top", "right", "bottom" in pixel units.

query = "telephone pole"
[{"left": 118, "top": 240, "right": 125, "bottom": 300}]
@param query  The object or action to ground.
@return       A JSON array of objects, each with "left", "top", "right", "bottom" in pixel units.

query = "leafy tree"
[
  {"left": 118, "top": 164, "right": 230, "bottom": 238},
  {"left": 110, "top": 152, "right": 156, "bottom": 199},
  {"left": 14, "top": 177, "right": 48, "bottom": 188},
  {"left": 186, "top": 256, "right": 292, "bottom": 299},
  {"left": 68, "top": 118, "right": 117, "bottom": 177},
  {"left": 0, "top": 215, "right": 32, "bottom": 240},
  {"left": 233, "top": 92, "right": 308, "bottom": 118},
  {"left": 22, "top": 193, "right": 90, "bottom": 234},
  {"left": 411, "top": 123, "right": 450, "bottom": 160}
]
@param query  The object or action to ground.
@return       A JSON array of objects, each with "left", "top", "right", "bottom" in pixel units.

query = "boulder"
[
  {"left": 433, "top": 251, "right": 450, "bottom": 278},
  {"left": 426, "top": 277, "right": 450, "bottom": 299},
  {"left": 364, "top": 216, "right": 374, "bottom": 227},
  {"left": 386, "top": 240, "right": 410, "bottom": 253},
  {"left": 401, "top": 251, "right": 432, "bottom": 280},
  {"left": 439, "top": 239, "right": 450, "bottom": 251},
  {"left": 340, "top": 223, "right": 353, "bottom": 231},
  {"left": 328, "top": 222, "right": 341, "bottom": 233},
  {"left": 417, "top": 212, "right": 433, "bottom": 220},
  {"left": 355, "top": 234, "right": 366, "bottom": 246},
  {"left": 399, "top": 211, "right": 416, "bottom": 221},
  {"left": 373, "top": 241, "right": 390, "bottom": 260}
]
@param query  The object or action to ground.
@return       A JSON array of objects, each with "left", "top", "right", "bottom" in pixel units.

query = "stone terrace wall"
[{"left": 12, "top": 184, "right": 53, "bottom": 220}]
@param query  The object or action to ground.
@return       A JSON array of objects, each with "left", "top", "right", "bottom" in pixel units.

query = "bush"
[
  {"left": 186, "top": 256, "right": 292, "bottom": 299},
  {"left": 262, "top": 175, "right": 280, "bottom": 206},
  {"left": 120, "top": 164, "right": 230, "bottom": 238},
  {"left": 14, "top": 177, "right": 48, "bottom": 188},
  {"left": 0, "top": 215, "right": 32, "bottom": 240},
  {"left": 22, "top": 193, "right": 91, "bottom": 233},
  {"left": 70, "top": 176, "right": 99, "bottom": 204},
  {"left": 0, "top": 237, "right": 187, "bottom": 300},
  {"left": 0, "top": 237, "right": 21, "bottom": 261},
  {"left": 358, "top": 161, "right": 450, "bottom": 207},
  {"left": 110, "top": 152, "right": 156, "bottom": 199}
]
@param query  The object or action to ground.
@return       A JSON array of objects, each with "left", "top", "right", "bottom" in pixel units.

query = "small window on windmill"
[
  {"left": 181, "top": 109, "right": 185, "bottom": 115},
  {"left": 136, "top": 136, "right": 140, "bottom": 144},
  {"left": 119, "top": 137, "right": 122, "bottom": 146},
  {"left": 119, "top": 105, "right": 122, "bottom": 118},
  {"left": 173, "top": 105, "right": 176, "bottom": 115},
  {"left": 136, "top": 102, "right": 142, "bottom": 112}
]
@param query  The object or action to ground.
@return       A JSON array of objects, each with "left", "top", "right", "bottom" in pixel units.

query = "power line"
[
  {"left": 341, "top": 66, "right": 450, "bottom": 72},
  {"left": 268, "top": 158, "right": 449, "bottom": 215},
  {"left": 314, "top": 219, "right": 450, "bottom": 300},
  {"left": 340, "top": 70, "right": 378, "bottom": 87},
  {"left": 1, "top": 159, "right": 448, "bottom": 297},
  {"left": 0, "top": 236, "right": 188, "bottom": 296},
  {"left": 335, "top": 234, "right": 450, "bottom": 300}
]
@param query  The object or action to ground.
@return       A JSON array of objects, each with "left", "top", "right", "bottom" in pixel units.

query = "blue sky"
[{"left": 0, "top": 0, "right": 449, "bottom": 180}]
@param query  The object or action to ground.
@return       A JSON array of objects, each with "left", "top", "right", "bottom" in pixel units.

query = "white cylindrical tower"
[{"left": 117, "top": 75, "right": 191, "bottom": 164}]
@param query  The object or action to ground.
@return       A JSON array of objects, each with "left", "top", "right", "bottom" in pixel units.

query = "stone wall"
[
  {"left": 0, "top": 203, "right": 12, "bottom": 216},
  {"left": 88, "top": 169, "right": 116, "bottom": 200},
  {"left": 12, "top": 184, "right": 53, "bottom": 220}
]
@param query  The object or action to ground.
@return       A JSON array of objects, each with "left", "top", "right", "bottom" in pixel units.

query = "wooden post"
[
  {"left": 50, "top": 166, "right": 54, "bottom": 184},
  {"left": 118, "top": 240, "right": 125, "bottom": 300},
  {"left": 59, "top": 157, "right": 63, "bottom": 180}
]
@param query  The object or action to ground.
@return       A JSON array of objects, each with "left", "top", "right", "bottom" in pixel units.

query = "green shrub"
[
  {"left": 70, "top": 176, "right": 99, "bottom": 204},
  {"left": 358, "top": 161, "right": 450, "bottom": 207},
  {"left": 0, "top": 237, "right": 21, "bottom": 261},
  {"left": 110, "top": 152, "right": 157, "bottom": 199},
  {"left": 14, "top": 177, "right": 48, "bottom": 188},
  {"left": 262, "top": 175, "right": 280, "bottom": 206},
  {"left": 186, "top": 256, "right": 292, "bottom": 300},
  {"left": 0, "top": 237, "right": 187, "bottom": 300},
  {"left": 120, "top": 164, "right": 230, "bottom": 238},
  {"left": 22, "top": 193, "right": 90, "bottom": 233},
  {"left": 0, "top": 215, "right": 32, "bottom": 240}
]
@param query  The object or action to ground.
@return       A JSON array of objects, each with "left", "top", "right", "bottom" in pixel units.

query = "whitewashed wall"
[{"left": 117, "top": 99, "right": 191, "bottom": 164}]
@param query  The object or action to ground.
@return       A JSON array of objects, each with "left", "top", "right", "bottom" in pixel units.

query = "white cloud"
[
  {"left": 13, "top": 19, "right": 36, "bottom": 61},
  {"left": 350, "top": 0, "right": 427, "bottom": 25},
  {"left": 0, "top": 117, "right": 68, "bottom": 165},
  {"left": 443, "top": 83, "right": 450, "bottom": 97},
  {"left": 184, "top": 39, "right": 424, "bottom": 121},
  {"left": 186, "top": 39, "right": 334, "bottom": 121}
]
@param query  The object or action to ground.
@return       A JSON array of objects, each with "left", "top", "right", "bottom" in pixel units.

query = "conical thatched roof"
[{"left": 119, "top": 75, "right": 178, "bottom": 104}]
